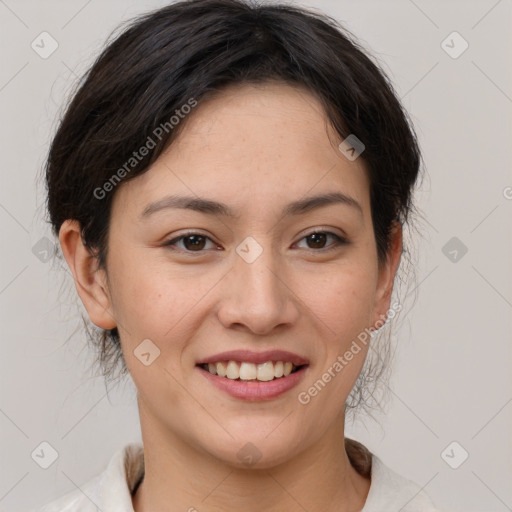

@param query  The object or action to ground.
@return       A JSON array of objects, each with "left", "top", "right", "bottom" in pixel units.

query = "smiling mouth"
[{"left": 197, "top": 360, "right": 306, "bottom": 382}]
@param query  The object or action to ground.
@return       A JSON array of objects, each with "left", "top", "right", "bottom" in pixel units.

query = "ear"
[
  {"left": 58, "top": 220, "right": 117, "bottom": 330},
  {"left": 371, "top": 221, "right": 403, "bottom": 329}
]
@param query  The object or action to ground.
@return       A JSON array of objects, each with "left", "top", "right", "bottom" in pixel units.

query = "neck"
[{"left": 132, "top": 404, "right": 371, "bottom": 512}]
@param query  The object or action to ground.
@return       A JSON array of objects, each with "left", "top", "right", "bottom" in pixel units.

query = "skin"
[{"left": 59, "top": 82, "right": 402, "bottom": 512}]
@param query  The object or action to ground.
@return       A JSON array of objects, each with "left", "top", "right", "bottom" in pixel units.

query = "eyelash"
[{"left": 162, "top": 230, "right": 349, "bottom": 254}]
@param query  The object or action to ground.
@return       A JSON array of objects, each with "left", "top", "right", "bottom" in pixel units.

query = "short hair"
[{"left": 45, "top": 0, "right": 422, "bottom": 413}]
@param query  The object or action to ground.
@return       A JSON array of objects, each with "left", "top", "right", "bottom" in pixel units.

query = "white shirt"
[{"left": 35, "top": 442, "right": 442, "bottom": 512}]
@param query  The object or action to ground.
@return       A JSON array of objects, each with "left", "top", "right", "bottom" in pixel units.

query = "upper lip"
[{"left": 196, "top": 350, "right": 310, "bottom": 366}]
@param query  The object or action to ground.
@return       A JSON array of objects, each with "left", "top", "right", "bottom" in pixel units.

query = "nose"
[{"left": 217, "top": 242, "right": 300, "bottom": 335}]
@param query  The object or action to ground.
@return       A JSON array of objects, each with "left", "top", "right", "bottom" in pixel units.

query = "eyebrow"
[{"left": 139, "top": 192, "right": 363, "bottom": 220}]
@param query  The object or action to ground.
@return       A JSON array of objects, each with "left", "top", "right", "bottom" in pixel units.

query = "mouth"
[
  {"left": 197, "top": 360, "right": 307, "bottom": 382},
  {"left": 195, "top": 350, "right": 309, "bottom": 401}
]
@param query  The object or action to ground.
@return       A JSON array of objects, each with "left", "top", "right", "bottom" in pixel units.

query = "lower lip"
[{"left": 197, "top": 365, "right": 308, "bottom": 401}]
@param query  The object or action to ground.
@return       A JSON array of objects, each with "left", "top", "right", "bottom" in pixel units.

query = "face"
[{"left": 68, "top": 82, "right": 400, "bottom": 468}]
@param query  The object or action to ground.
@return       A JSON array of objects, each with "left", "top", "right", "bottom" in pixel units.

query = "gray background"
[{"left": 1, "top": 1, "right": 511, "bottom": 510}]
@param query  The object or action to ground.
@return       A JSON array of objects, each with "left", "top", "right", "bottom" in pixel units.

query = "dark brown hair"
[{"left": 45, "top": 0, "right": 422, "bottom": 407}]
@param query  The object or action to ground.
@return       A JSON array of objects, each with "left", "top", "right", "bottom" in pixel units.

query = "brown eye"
[
  {"left": 307, "top": 232, "right": 328, "bottom": 249},
  {"left": 182, "top": 235, "right": 206, "bottom": 251},
  {"left": 296, "top": 231, "right": 347, "bottom": 251},
  {"left": 164, "top": 234, "right": 217, "bottom": 252}
]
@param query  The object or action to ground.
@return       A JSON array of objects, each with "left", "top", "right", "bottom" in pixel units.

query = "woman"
[{"left": 38, "top": 0, "right": 441, "bottom": 510}]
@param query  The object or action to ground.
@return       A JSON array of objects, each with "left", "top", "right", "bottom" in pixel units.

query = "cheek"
[
  {"left": 293, "top": 266, "right": 377, "bottom": 423},
  {"left": 299, "top": 262, "right": 377, "bottom": 342},
  {"left": 296, "top": 261, "right": 377, "bottom": 392},
  {"left": 107, "top": 254, "right": 218, "bottom": 351},
  {"left": 107, "top": 263, "right": 192, "bottom": 402},
  {"left": 108, "top": 267, "right": 167, "bottom": 335}
]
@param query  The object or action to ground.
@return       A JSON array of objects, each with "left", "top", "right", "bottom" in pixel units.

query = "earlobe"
[
  {"left": 371, "top": 222, "right": 403, "bottom": 329},
  {"left": 58, "top": 220, "right": 117, "bottom": 330}
]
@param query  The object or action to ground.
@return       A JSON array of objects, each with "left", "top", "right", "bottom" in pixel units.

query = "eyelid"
[
  {"left": 294, "top": 229, "right": 348, "bottom": 251},
  {"left": 163, "top": 230, "right": 220, "bottom": 252},
  {"left": 298, "top": 226, "right": 348, "bottom": 241},
  {"left": 163, "top": 227, "right": 350, "bottom": 253}
]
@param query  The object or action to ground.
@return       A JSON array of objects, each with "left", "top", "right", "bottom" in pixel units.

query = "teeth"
[
  {"left": 226, "top": 360, "right": 239, "bottom": 379},
  {"left": 216, "top": 361, "right": 227, "bottom": 377},
  {"left": 256, "top": 361, "right": 275, "bottom": 381},
  {"left": 202, "top": 360, "right": 300, "bottom": 381},
  {"left": 239, "top": 362, "right": 257, "bottom": 380},
  {"left": 274, "top": 361, "right": 284, "bottom": 378}
]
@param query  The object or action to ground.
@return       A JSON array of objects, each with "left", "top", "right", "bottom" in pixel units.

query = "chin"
[{"left": 204, "top": 434, "right": 301, "bottom": 470}]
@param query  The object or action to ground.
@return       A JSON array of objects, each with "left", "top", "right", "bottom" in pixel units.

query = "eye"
[
  {"left": 163, "top": 233, "right": 219, "bottom": 252},
  {"left": 295, "top": 231, "right": 348, "bottom": 251},
  {"left": 163, "top": 230, "right": 348, "bottom": 254}
]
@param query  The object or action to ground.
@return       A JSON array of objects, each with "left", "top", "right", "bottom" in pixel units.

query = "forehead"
[
  {"left": 112, "top": 82, "right": 370, "bottom": 219},
  {"left": 173, "top": 82, "right": 339, "bottom": 160}
]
